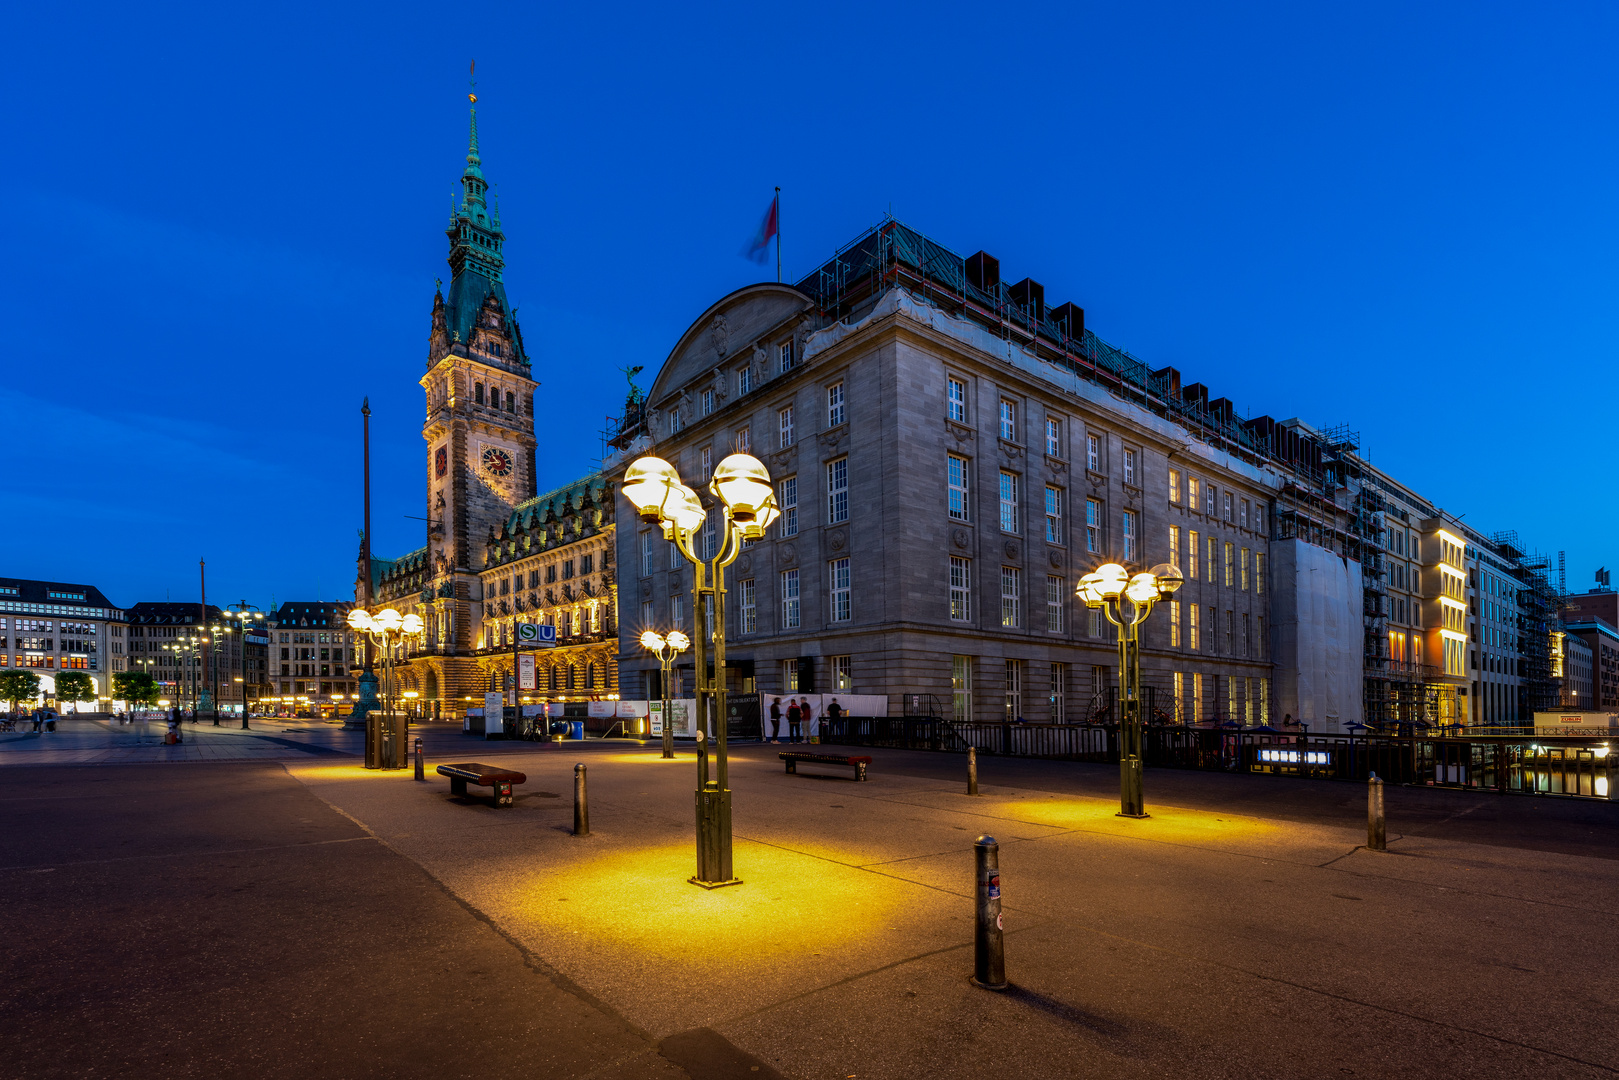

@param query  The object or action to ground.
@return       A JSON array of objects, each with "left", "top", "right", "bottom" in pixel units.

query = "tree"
[
  {"left": 0, "top": 670, "right": 42, "bottom": 712},
  {"left": 55, "top": 671, "right": 96, "bottom": 708},
  {"left": 113, "top": 671, "right": 159, "bottom": 708}
]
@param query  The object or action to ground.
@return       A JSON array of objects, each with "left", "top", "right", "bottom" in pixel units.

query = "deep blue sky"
[{"left": 4, "top": 1, "right": 1615, "bottom": 609}]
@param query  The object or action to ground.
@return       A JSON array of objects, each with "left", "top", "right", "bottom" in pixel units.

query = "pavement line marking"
[{"left": 0, "top": 835, "right": 377, "bottom": 873}]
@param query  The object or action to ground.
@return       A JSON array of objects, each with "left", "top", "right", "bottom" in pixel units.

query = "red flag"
[{"left": 742, "top": 193, "right": 778, "bottom": 264}]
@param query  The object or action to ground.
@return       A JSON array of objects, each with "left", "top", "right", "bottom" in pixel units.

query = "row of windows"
[
  {"left": 472, "top": 382, "right": 519, "bottom": 413},
  {"left": 490, "top": 555, "right": 596, "bottom": 595},
  {"left": 949, "top": 658, "right": 1272, "bottom": 725},
  {"left": 1168, "top": 470, "right": 1264, "bottom": 533},
  {"left": 674, "top": 344, "right": 800, "bottom": 436},
  {"left": 1167, "top": 526, "right": 1266, "bottom": 593}
]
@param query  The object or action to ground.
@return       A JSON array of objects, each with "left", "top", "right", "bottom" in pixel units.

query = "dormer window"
[{"left": 491, "top": 342, "right": 503, "bottom": 357}]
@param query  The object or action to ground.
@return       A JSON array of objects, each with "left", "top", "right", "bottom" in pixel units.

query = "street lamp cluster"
[
  {"left": 347, "top": 606, "right": 425, "bottom": 769},
  {"left": 639, "top": 629, "right": 691, "bottom": 759},
  {"left": 623, "top": 452, "right": 779, "bottom": 887},
  {"left": 1077, "top": 562, "right": 1183, "bottom": 818}
]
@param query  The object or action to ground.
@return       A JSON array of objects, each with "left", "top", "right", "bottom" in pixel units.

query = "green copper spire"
[{"left": 434, "top": 62, "right": 525, "bottom": 369}]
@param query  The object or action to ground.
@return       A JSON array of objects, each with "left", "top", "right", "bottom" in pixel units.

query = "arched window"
[
  {"left": 475, "top": 382, "right": 485, "bottom": 405},
  {"left": 505, "top": 390, "right": 515, "bottom": 412},
  {"left": 585, "top": 663, "right": 596, "bottom": 689}
]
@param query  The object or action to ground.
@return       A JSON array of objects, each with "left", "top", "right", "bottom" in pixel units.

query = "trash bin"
[{"left": 567, "top": 720, "right": 585, "bottom": 741}]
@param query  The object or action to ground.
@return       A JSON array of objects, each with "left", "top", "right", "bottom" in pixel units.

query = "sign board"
[
  {"left": 649, "top": 700, "right": 664, "bottom": 735},
  {"left": 587, "top": 701, "right": 616, "bottom": 719},
  {"left": 516, "top": 623, "right": 556, "bottom": 646},
  {"left": 484, "top": 692, "right": 505, "bottom": 734},
  {"left": 518, "top": 653, "right": 536, "bottom": 690}
]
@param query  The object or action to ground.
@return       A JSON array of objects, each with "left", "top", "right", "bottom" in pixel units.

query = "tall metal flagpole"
[{"left": 775, "top": 186, "right": 781, "bottom": 283}]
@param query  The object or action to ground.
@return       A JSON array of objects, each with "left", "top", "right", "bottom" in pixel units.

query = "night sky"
[{"left": 5, "top": 1, "right": 1616, "bottom": 609}]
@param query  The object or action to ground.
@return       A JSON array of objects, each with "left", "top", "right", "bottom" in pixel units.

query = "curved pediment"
[{"left": 648, "top": 283, "right": 812, "bottom": 407}]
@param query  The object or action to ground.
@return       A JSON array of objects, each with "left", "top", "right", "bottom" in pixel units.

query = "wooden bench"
[
  {"left": 436, "top": 762, "right": 527, "bottom": 807},
  {"left": 780, "top": 751, "right": 872, "bottom": 782}
]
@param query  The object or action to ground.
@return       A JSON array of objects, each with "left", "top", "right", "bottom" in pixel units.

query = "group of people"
[
  {"left": 2, "top": 706, "right": 59, "bottom": 733},
  {"left": 764, "top": 696, "right": 844, "bottom": 744}
]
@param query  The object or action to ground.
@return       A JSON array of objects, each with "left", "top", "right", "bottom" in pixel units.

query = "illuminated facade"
[
  {"left": 2, "top": 579, "right": 126, "bottom": 705},
  {"left": 475, "top": 475, "right": 619, "bottom": 702}
]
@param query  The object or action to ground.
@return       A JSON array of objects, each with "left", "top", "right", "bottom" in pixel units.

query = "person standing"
[
  {"left": 31, "top": 706, "right": 43, "bottom": 734},
  {"left": 768, "top": 697, "right": 782, "bottom": 743},
  {"left": 786, "top": 698, "right": 802, "bottom": 743},
  {"left": 826, "top": 697, "right": 843, "bottom": 733},
  {"left": 802, "top": 699, "right": 817, "bottom": 744}
]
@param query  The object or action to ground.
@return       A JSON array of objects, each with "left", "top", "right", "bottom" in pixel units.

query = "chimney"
[
  {"left": 965, "top": 251, "right": 1000, "bottom": 293},
  {"left": 1051, "top": 302, "right": 1085, "bottom": 340}
]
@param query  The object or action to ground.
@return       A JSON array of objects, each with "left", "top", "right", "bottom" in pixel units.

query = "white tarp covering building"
[{"left": 1272, "top": 538, "right": 1364, "bottom": 733}]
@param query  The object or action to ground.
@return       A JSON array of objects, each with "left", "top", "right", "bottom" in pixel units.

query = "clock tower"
[{"left": 418, "top": 86, "right": 538, "bottom": 673}]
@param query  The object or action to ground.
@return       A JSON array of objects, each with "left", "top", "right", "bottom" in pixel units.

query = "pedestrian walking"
[
  {"left": 768, "top": 697, "right": 782, "bottom": 743},
  {"left": 802, "top": 699, "right": 817, "bottom": 744},
  {"left": 32, "top": 706, "right": 43, "bottom": 733},
  {"left": 786, "top": 698, "right": 802, "bottom": 743}
]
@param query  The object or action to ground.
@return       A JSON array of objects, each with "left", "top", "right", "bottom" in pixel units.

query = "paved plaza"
[{"left": 2, "top": 723, "right": 1617, "bottom": 1078}]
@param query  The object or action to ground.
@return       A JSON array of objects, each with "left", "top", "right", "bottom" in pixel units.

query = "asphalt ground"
[
  {"left": 0, "top": 762, "right": 774, "bottom": 1080},
  {"left": 3, "top": 730, "right": 1617, "bottom": 1078}
]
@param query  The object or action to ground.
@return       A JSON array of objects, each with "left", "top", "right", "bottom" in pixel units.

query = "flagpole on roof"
[{"left": 775, "top": 186, "right": 781, "bottom": 283}]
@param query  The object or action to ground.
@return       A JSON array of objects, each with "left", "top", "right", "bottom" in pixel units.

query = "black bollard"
[
  {"left": 971, "top": 835, "right": 1007, "bottom": 990},
  {"left": 1367, "top": 773, "right": 1386, "bottom": 851},
  {"left": 574, "top": 762, "right": 590, "bottom": 836},
  {"left": 414, "top": 737, "right": 424, "bottom": 781},
  {"left": 967, "top": 745, "right": 979, "bottom": 796}
]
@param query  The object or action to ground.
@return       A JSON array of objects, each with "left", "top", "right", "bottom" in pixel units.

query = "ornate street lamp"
[
  {"left": 222, "top": 605, "right": 265, "bottom": 729},
  {"left": 1077, "top": 561, "right": 1184, "bottom": 818},
  {"left": 347, "top": 607, "right": 426, "bottom": 769},
  {"left": 623, "top": 453, "right": 778, "bottom": 887},
  {"left": 640, "top": 628, "right": 691, "bottom": 759}
]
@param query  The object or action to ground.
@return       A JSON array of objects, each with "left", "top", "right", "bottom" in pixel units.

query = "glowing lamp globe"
[
  {"left": 623, "top": 457, "right": 681, "bottom": 523},
  {"left": 347, "top": 609, "right": 374, "bottom": 633},
  {"left": 373, "top": 608, "right": 404, "bottom": 633},
  {"left": 1148, "top": 563, "right": 1184, "bottom": 597},
  {"left": 1125, "top": 573, "right": 1159, "bottom": 606},
  {"left": 1094, "top": 563, "right": 1130, "bottom": 599},
  {"left": 666, "top": 630, "right": 691, "bottom": 652},
  {"left": 640, "top": 630, "right": 666, "bottom": 651},
  {"left": 401, "top": 613, "right": 425, "bottom": 635},
  {"left": 709, "top": 454, "right": 774, "bottom": 522},
  {"left": 664, "top": 484, "right": 707, "bottom": 534}
]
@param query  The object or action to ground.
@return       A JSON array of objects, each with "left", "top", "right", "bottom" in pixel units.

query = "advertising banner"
[
  {"left": 484, "top": 692, "right": 505, "bottom": 735},
  {"left": 518, "top": 653, "right": 536, "bottom": 690}
]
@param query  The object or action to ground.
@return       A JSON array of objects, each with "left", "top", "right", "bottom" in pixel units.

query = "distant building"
[
  {"left": 125, "top": 602, "right": 218, "bottom": 708},
  {"left": 1562, "top": 620, "right": 1619, "bottom": 710},
  {"left": 0, "top": 577, "right": 126, "bottom": 705},
  {"left": 1563, "top": 588, "right": 1619, "bottom": 630},
  {"left": 266, "top": 601, "right": 358, "bottom": 707},
  {"left": 1555, "top": 630, "right": 1593, "bottom": 708}
]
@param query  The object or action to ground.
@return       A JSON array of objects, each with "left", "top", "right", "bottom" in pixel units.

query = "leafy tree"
[
  {"left": 0, "top": 670, "right": 42, "bottom": 711},
  {"left": 113, "top": 671, "right": 159, "bottom": 707},
  {"left": 55, "top": 671, "right": 96, "bottom": 706}
]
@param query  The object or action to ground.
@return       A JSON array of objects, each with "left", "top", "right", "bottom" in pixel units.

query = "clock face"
[
  {"left": 434, "top": 446, "right": 447, "bottom": 478},
  {"left": 481, "top": 447, "right": 514, "bottom": 477}
]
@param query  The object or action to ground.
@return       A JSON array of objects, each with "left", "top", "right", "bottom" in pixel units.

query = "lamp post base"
[
  {"left": 688, "top": 876, "right": 744, "bottom": 890},
  {"left": 693, "top": 784, "right": 737, "bottom": 887},
  {"left": 1115, "top": 812, "right": 1151, "bottom": 820}
]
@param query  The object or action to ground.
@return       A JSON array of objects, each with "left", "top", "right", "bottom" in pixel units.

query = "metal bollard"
[
  {"left": 971, "top": 835, "right": 1007, "bottom": 991},
  {"left": 967, "top": 745, "right": 979, "bottom": 796},
  {"left": 1367, "top": 773, "right": 1386, "bottom": 851},
  {"left": 414, "top": 737, "right": 424, "bottom": 781},
  {"left": 573, "top": 763, "right": 590, "bottom": 836}
]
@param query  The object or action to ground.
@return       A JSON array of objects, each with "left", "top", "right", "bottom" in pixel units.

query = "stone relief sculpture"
[{"left": 711, "top": 313, "right": 731, "bottom": 358}]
